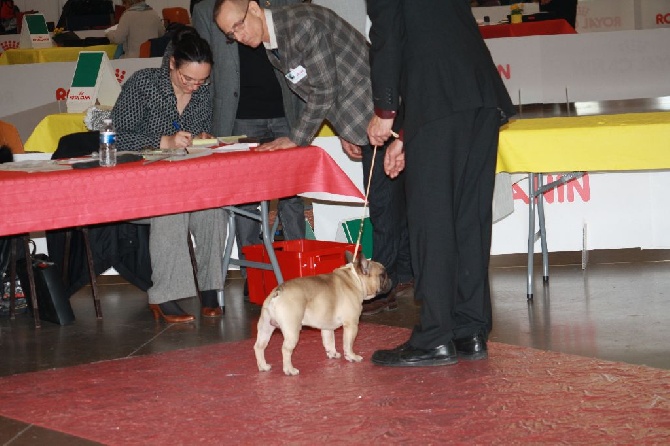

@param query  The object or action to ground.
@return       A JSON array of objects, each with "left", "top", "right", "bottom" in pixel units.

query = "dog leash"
[
  {"left": 351, "top": 145, "right": 376, "bottom": 264},
  {"left": 351, "top": 130, "right": 399, "bottom": 264}
]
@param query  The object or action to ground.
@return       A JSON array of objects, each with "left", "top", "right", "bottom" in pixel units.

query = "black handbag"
[{"left": 17, "top": 242, "right": 75, "bottom": 326}]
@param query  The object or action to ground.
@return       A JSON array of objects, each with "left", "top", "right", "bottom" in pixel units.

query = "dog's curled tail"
[{"left": 268, "top": 285, "right": 283, "bottom": 301}]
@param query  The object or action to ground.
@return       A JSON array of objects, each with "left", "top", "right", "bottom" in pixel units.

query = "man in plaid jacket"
[{"left": 214, "top": 0, "right": 373, "bottom": 154}]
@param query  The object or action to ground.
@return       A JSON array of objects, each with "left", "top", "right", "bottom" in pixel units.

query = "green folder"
[
  {"left": 305, "top": 219, "right": 316, "bottom": 240},
  {"left": 341, "top": 217, "right": 373, "bottom": 259},
  {"left": 71, "top": 52, "right": 104, "bottom": 88},
  {"left": 25, "top": 15, "right": 49, "bottom": 35}
]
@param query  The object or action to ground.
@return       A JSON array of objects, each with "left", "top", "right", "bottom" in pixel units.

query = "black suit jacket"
[{"left": 367, "top": 0, "right": 515, "bottom": 142}]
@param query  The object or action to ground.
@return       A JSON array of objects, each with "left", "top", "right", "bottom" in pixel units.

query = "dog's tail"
[{"left": 267, "top": 285, "right": 282, "bottom": 302}]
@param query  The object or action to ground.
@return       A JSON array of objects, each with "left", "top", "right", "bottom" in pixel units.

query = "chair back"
[
  {"left": 114, "top": 5, "right": 125, "bottom": 24},
  {"left": 0, "top": 120, "right": 24, "bottom": 154},
  {"left": 139, "top": 39, "right": 151, "bottom": 58},
  {"left": 162, "top": 7, "right": 190, "bottom": 26}
]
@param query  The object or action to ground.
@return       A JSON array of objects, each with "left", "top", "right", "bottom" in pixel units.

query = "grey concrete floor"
[{"left": 1, "top": 256, "right": 669, "bottom": 444}]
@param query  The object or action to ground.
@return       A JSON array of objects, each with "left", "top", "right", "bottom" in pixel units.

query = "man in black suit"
[{"left": 367, "top": 0, "right": 516, "bottom": 367}]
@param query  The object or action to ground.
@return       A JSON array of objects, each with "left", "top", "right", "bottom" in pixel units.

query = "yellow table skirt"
[
  {"left": 25, "top": 113, "right": 336, "bottom": 154},
  {"left": 317, "top": 121, "right": 336, "bottom": 137},
  {"left": 0, "top": 45, "right": 117, "bottom": 65},
  {"left": 24, "top": 113, "right": 87, "bottom": 153},
  {"left": 497, "top": 112, "right": 670, "bottom": 173},
  {"left": 26, "top": 111, "right": 670, "bottom": 163}
]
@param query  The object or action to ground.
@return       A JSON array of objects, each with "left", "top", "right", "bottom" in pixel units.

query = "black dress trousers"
[{"left": 405, "top": 107, "right": 500, "bottom": 349}]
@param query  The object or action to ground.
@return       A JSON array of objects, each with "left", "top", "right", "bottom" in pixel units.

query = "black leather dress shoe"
[
  {"left": 454, "top": 332, "right": 488, "bottom": 360},
  {"left": 371, "top": 341, "right": 458, "bottom": 367}
]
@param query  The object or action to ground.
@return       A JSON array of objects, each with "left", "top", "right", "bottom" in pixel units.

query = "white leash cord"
[
  {"left": 351, "top": 131, "right": 398, "bottom": 264},
  {"left": 352, "top": 145, "right": 378, "bottom": 264}
]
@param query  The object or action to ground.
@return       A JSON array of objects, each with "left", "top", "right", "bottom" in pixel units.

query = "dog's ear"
[
  {"left": 345, "top": 250, "right": 354, "bottom": 264},
  {"left": 357, "top": 254, "right": 371, "bottom": 275}
]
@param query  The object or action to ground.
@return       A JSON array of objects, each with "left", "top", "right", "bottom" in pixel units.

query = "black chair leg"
[
  {"left": 81, "top": 227, "right": 102, "bottom": 319},
  {"left": 62, "top": 230, "right": 72, "bottom": 284},
  {"left": 22, "top": 236, "right": 41, "bottom": 328},
  {"left": 10, "top": 236, "right": 42, "bottom": 328},
  {"left": 9, "top": 237, "right": 17, "bottom": 320}
]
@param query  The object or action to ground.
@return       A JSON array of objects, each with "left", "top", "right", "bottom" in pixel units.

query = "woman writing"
[{"left": 111, "top": 26, "right": 225, "bottom": 323}]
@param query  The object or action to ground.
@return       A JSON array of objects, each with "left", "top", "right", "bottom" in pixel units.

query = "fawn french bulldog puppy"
[{"left": 254, "top": 252, "right": 392, "bottom": 376}]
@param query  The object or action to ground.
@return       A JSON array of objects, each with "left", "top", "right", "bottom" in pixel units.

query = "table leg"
[
  {"left": 526, "top": 171, "right": 585, "bottom": 298},
  {"left": 219, "top": 209, "right": 238, "bottom": 307},
  {"left": 187, "top": 232, "right": 201, "bottom": 303},
  {"left": 527, "top": 174, "right": 536, "bottom": 300},
  {"left": 260, "top": 201, "right": 283, "bottom": 284},
  {"left": 81, "top": 227, "right": 102, "bottom": 319},
  {"left": 220, "top": 202, "right": 284, "bottom": 305},
  {"left": 537, "top": 173, "right": 550, "bottom": 283}
]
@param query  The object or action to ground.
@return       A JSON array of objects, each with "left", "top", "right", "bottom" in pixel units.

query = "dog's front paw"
[
  {"left": 258, "top": 362, "right": 272, "bottom": 372},
  {"left": 345, "top": 353, "right": 363, "bottom": 362},
  {"left": 326, "top": 350, "right": 341, "bottom": 359},
  {"left": 283, "top": 366, "right": 300, "bottom": 376}
]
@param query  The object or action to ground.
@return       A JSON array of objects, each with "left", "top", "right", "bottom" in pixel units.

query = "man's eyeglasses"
[
  {"left": 224, "top": 0, "right": 250, "bottom": 43},
  {"left": 177, "top": 69, "right": 211, "bottom": 86}
]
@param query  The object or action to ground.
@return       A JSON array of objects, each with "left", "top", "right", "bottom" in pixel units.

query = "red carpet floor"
[{"left": 0, "top": 324, "right": 669, "bottom": 445}]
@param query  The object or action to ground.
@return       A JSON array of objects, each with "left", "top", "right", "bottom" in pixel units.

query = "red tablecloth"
[
  {"left": 0, "top": 146, "right": 364, "bottom": 237},
  {"left": 479, "top": 19, "right": 577, "bottom": 39}
]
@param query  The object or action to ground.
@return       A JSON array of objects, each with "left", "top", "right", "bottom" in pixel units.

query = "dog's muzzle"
[{"left": 379, "top": 272, "right": 393, "bottom": 295}]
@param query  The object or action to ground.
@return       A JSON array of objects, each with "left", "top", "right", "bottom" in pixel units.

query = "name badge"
[{"left": 286, "top": 65, "right": 307, "bottom": 84}]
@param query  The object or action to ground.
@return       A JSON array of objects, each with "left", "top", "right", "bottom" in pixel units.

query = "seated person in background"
[
  {"left": 106, "top": 0, "right": 164, "bottom": 58},
  {"left": 538, "top": 0, "right": 578, "bottom": 29},
  {"left": 57, "top": 0, "right": 114, "bottom": 30},
  {"left": 111, "top": 26, "right": 226, "bottom": 323},
  {"left": 0, "top": 0, "right": 19, "bottom": 34}
]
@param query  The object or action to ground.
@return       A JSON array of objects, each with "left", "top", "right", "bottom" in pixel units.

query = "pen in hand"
[{"left": 172, "top": 121, "right": 191, "bottom": 153}]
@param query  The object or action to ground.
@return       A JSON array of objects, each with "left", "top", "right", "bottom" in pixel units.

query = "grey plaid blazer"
[
  {"left": 268, "top": 4, "right": 373, "bottom": 146},
  {"left": 193, "top": 0, "right": 305, "bottom": 138}
]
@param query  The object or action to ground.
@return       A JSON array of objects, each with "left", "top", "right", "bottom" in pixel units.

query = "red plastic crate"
[{"left": 242, "top": 239, "right": 357, "bottom": 305}]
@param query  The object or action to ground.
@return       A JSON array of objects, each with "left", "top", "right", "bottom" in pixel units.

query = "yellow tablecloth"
[
  {"left": 497, "top": 112, "right": 670, "bottom": 174},
  {"left": 24, "top": 113, "right": 87, "bottom": 153},
  {"left": 26, "top": 111, "right": 670, "bottom": 164},
  {"left": 25, "top": 112, "right": 336, "bottom": 153},
  {"left": 317, "top": 122, "right": 336, "bottom": 137},
  {"left": 0, "top": 45, "right": 116, "bottom": 65}
]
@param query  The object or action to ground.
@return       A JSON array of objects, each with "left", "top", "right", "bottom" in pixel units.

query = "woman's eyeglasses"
[{"left": 177, "top": 69, "right": 211, "bottom": 86}]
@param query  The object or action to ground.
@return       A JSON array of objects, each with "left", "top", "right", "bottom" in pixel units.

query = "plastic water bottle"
[{"left": 99, "top": 118, "right": 117, "bottom": 167}]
